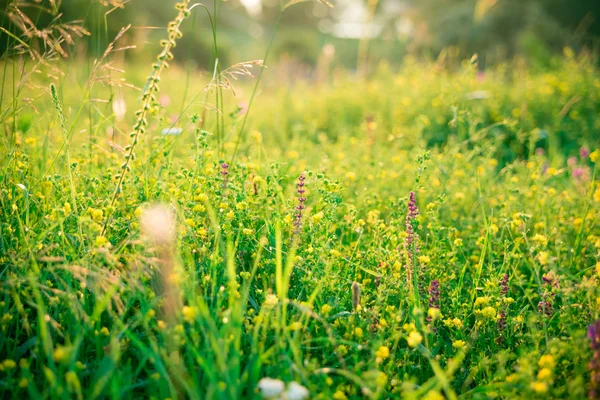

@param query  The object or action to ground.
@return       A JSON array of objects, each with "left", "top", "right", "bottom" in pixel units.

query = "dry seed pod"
[{"left": 351, "top": 281, "right": 361, "bottom": 312}]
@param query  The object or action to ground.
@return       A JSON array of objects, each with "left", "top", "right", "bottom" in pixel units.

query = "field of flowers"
[{"left": 1, "top": 3, "right": 600, "bottom": 399}]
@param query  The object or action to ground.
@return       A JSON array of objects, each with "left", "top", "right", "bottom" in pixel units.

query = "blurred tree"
[
  {"left": 1, "top": 0, "right": 598, "bottom": 66},
  {"left": 404, "top": 0, "right": 599, "bottom": 66}
]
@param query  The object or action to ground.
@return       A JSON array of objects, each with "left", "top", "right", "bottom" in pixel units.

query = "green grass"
[{"left": 1, "top": 1, "right": 600, "bottom": 399}]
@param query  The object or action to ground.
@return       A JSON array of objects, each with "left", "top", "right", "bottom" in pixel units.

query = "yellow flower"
[
  {"left": 53, "top": 346, "right": 68, "bottom": 362},
  {"left": 182, "top": 306, "right": 197, "bottom": 323},
  {"left": 530, "top": 381, "right": 548, "bottom": 393},
  {"left": 264, "top": 294, "right": 279, "bottom": 309},
  {"left": 311, "top": 211, "right": 324, "bottom": 224},
  {"left": 538, "top": 368, "right": 552, "bottom": 380},
  {"left": 88, "top": 208, "right": 103, "bottom": 222},
  {"left": 332, "top": 391, "right": 348, "bottom": 400},
  {"left": 532, "top": 234, "right": 548, "bottom": 246},
  {"left": 2, "top": 359, "right": 16, "bottom": 369},
  {"left": 481, "top": 307, "right": 497, "bottom": 319},
  {"left": 407, "top": 331, "right": 422, "bottom": 348},
  {"left": 321, "top": 304, "right": 333, "bottom": 315},
  {"left": 427, "top": 308, "right": 441, "bottom": 320},
  {"left": 474, "top": 297, "right": 490, "bottom": 307},
  {"left": 452, "top": 340, "right": 466, "bottom": 349},
  {"left": 423, "top": 391, "right": 445, "bottom": 400},
  {"left": 594, "top": 187, "right": 600, "bottom": 203},
  {"left": 375, "top": 345, "right": 390, "bottom": 360},
  {"left": 590, "top": 149, "right": 599, "bottom": 163},
  {"left": 538, "top": 354, "right": 556, "bottom": 369},
  {"left": 537, "top": 251, "right": 549, "bottom": 265},
  {"left": 418, "top": 255, "right": 431, "bottom": 264},
  {"left": 354, "top": 327, "right": 363, "bottom": 338},
  {"left": 94, "top": 235, "right": 110, "bottom": 248},
  {"left": 250, "top": 130, "right": 262, "bottom": 143},
  {"left": 289, "top": 321, "right": 303, "bottom": 331},
  {"left": 242, "top": 228, "right": 254, "bottom": 235}
]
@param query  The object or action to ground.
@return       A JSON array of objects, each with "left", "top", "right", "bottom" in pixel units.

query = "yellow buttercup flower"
[{"left": 407, "top": 331, "right": 422, "bottom": 348}]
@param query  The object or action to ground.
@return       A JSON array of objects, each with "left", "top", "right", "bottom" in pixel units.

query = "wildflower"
[
  {"left": 375, "top": 345, "right": 390, "bottom": 361},
  {"left": 264, "top": 294, "right": 279, "bottom": 309},
  {"left": 257, "top": 378, "right": 285, "bottom": 398},
  {"left": 333, "top": 391, "right": 348, "bottom": 400},
  {"left": 2, "top": 359, "right": 16, "bottom": 369},
  {"left": 293, "top": 173, "right": 307, "bottom": 237},
  {"left": 539, "top": 354, "right": 556, "bottom": 369},
  {"left": 407, "top": 331, "right": 423, "bottom": 348},
  {"left": 591, "top": 150, "right": 599, "bottom": 163},
  {"left": 481, "top": 307, "right": 497, "bottom": 319},
  {"left": 537, "top": 251, "right": 549, "bottom": 265},
  {"left": 500, "top": 274, "right": 509, "bottom": 295},
  {"left": 182, "top": 306, "right": 197, "bottom": 322},
  {"left": 354, "top": 327, "right": 363, "bottom": 338},
  {"left": 423, "top": 391, "right": 445, "bottom": 400},
  {"left": 141, "top": 205, "right": 176, "bottom": 246},
  {"left": 220, "top": 162, "right": 229, "bottom": 192},
  {"left": 530, "top": 381, "right": 548, "bottom": 393},
  {"left": 427, "top": 280, "right": 440, "bottom": 322},
  {"left": 285, "top": 382, "right": 309, "bottom": 400},
  {"left": 474, "top": 297, "right": 490, "bottom": 307},
  {"left": 532, "top": 234, "right": 548, "bottom": 247},
  {"left": 497, "top": 274, "right": 510, "bottom": 341},
  {"left": 428, "top": 307, "right": 442, "bottom": 320},
  {"left": 53, "top": 346, "right": 68, "bottom": 362},
  {"left": 289, "top": 322, "right": 302, "bottom": 331},
  {"left": 321, "top": 304, "right": 333, "bottom": 315},
  {"left": 589, "top": 321, "right": 600, "bottom": 398},
  {"left": 311, "top": 211, "right": 324, "bottom": 224},
  {"left": 538, "top": 368, "right": 552, "bottom": 380},
  {"left": 539, "top": 273, "right": 557, "bottom": 318},
  {"left": 496, "top": 309, "right": 507, "bottom": 334},
  {"left": 581, "top": 147, "right": 591, "bottom": 158},
  {"left": 94, "top": 235, "right": 111, "bottom": 248},
  {"left": 404, "top": 191, "right": 420, "bottom": 291},
  {"left": 336, "top": 345, "right": 348, "bottom": 355},
  {"left": 452, "top": 340, "right": 466, "bottom": 349}
]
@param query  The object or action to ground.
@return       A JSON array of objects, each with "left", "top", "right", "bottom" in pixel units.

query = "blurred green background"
[{"left": 1, "top": 0, "right": 599, "bottom": 72}]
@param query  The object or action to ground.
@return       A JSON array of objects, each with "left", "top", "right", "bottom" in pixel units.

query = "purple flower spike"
[
  {"left": 293, "top": 173, "right": 307, "bottom": 237},
  {"left": 588, "top": 320, "right": 600, "bottom": 398}
]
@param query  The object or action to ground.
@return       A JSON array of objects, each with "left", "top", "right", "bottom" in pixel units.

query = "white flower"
[
  {"left": 112, "top": 96, "right": 126, "bottom": 121},
  {"left": 258, "top": 378, "right": 285, "bottom": 399},
  {"left": 284, "top": 382, "right": 309, "bottom": 400},
  {"left": 140, "top": 205, "right": 176, "bottom": 246}
]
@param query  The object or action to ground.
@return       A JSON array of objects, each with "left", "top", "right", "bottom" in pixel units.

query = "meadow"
[{"left": 1, "top": 2, "right": 600, "bottom": 399}]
